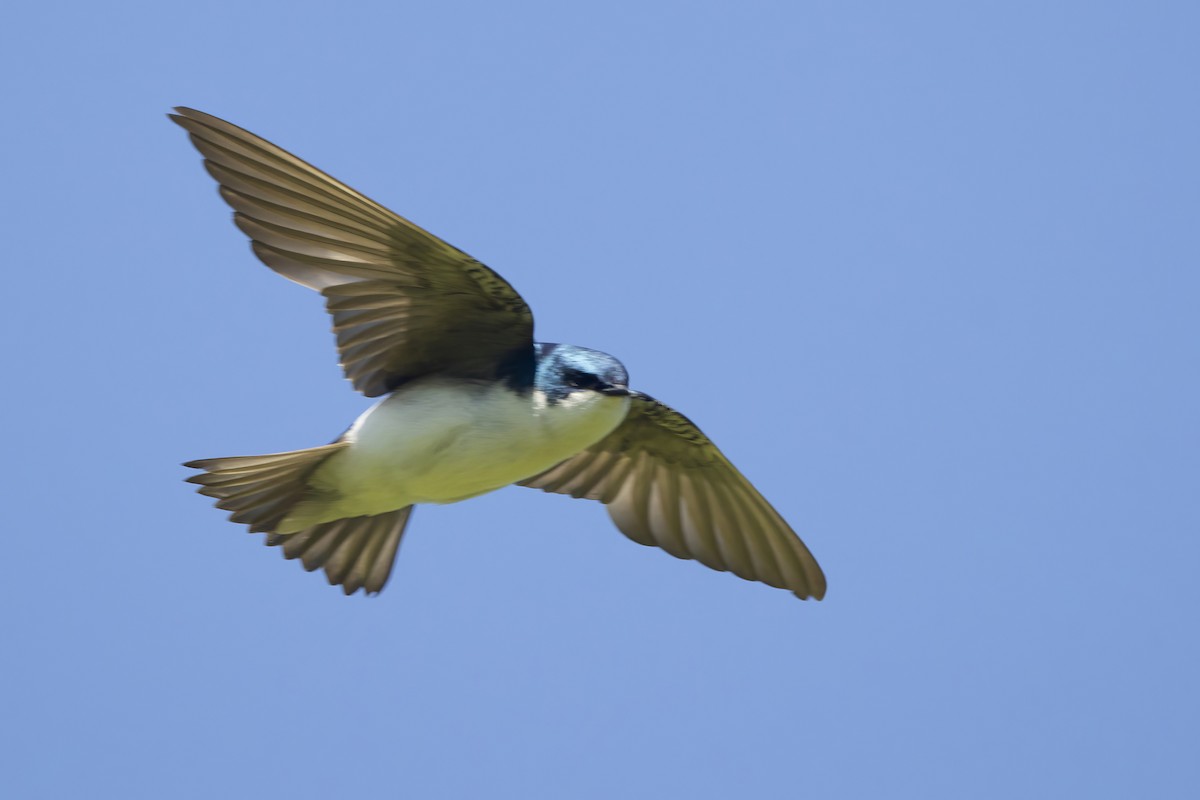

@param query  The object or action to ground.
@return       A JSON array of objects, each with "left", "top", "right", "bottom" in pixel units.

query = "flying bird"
[{"left": 174, "top": 107, "right": 826, "bottom": 600}]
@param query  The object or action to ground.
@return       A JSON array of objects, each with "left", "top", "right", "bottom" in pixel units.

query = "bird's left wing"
[
  {"left": 170, "top": 107, "right": 535, "bottom": 396},
  {"left": 518, "top": 393, "right": 826, "bottom": 599}
]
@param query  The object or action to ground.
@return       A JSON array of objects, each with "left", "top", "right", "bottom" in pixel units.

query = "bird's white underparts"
[{"left": 284, "top": 379, "right": 630, "bottom": 530}]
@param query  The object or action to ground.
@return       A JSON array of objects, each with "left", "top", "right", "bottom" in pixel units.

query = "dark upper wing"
[
  {"left": 171, "top": 107, "right": 535, "bottom": 396},
  {"left": 519, "top": 393, "right": 826, "bottom": 600}
]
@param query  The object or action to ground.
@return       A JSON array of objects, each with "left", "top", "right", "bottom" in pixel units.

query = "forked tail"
[{"left": 184, "top": 443, "right": 414, "bottom": 595}]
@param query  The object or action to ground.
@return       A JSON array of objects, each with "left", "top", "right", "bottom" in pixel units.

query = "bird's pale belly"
[{"left": 309, "top": 379, "right": 630, "bottom": 519}]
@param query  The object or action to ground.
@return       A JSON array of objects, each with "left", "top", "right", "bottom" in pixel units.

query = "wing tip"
[
  {"left": 168, "top": 106, "right": 206, "bottom": 130},
  {"left": 793, "top": 582, "right": 828, "bottom": 601}
]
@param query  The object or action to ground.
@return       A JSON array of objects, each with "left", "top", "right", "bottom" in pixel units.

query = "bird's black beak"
[{"left": 599, "top": 385, "right": 631, "bottom": 397}]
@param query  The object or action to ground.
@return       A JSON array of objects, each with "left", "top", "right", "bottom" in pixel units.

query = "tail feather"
[
  {"left": 267, "top": 507, "right": 414, "bottom": 595},
  {"left": 184, "top": 442, "right": 348, "bottom": 533},
  {"left": 186, "top": 443, "right": 416, "bottom": 595}
]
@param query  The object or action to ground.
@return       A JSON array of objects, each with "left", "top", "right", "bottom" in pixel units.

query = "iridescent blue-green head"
[{"left": 533, "top": 343, "right": 630, "bottom": 405}]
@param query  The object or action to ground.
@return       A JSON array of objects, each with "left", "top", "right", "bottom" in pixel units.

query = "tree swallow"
[{"left": 174, "top": 107, "right": 826, "bottom": 600}]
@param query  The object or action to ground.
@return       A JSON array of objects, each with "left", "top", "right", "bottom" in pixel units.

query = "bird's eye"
[{"left": 565, "top": 369, "right": 596, "bottom": 389}]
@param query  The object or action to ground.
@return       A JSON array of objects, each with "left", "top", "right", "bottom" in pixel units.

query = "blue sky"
[{"left": 3, "top": 2, "right": 1197, "bottom": 797}]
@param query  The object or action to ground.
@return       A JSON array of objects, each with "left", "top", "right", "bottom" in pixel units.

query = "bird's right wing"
[
  {"left": 171, "top": 107, "right": 535, "bottom": 396},
  {"left": 519, "top": 393, "right": 826, "bottom": 600}
]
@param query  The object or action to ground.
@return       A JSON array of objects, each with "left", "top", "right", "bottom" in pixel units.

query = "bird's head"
[{"left": 534, "top": 344, "right": 630, "bottom": 405}]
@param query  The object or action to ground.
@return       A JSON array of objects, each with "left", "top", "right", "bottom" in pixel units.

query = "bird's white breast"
[{"left": 309, "top": 378, "right": 630, "bottom": 518}]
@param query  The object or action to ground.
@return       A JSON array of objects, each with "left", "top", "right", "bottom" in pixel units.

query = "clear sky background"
[{"left": 2, "top": 2, "right": 1197, "bottom": 798}]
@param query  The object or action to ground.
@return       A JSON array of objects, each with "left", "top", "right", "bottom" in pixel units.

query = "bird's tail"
[
  {"left": 184, "top": 442, "right": 349, "bottom": 533},
  {"left": 184, "top": 443, "right": 414, "bottom": 595}
]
